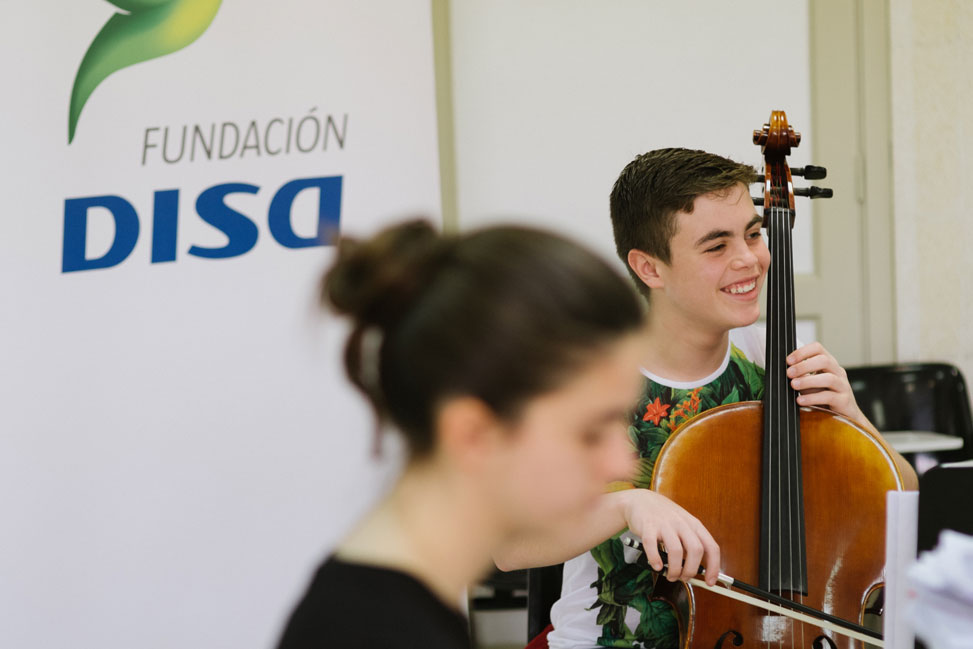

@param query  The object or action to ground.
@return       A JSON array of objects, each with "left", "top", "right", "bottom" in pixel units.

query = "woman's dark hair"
[{"left": 322, "top": 219, "right": 644, "bottom": 459}]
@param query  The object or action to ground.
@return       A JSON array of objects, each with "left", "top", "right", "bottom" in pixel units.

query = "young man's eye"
[
  {"left": 747, "top": 230, "right": 763, "bottom": 240},
  {"left": 705, "top": 244, "right": 725, "bottom": 253}
]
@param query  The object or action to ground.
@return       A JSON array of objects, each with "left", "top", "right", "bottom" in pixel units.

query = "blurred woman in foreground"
[{"left": 275, "top": 220, "right": 707, "bottom": 648}]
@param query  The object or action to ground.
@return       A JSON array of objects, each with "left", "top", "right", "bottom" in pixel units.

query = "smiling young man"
[{"left": 539, "top": 148, "right": 894, "bottom": 649}]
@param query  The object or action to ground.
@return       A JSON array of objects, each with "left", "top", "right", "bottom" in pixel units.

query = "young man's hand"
[
  {"left": 786, "top": 342, "right": 869, "bottom": 429},
  {"left": 620, "top": 488, "right": 721, "bottom": 585}
]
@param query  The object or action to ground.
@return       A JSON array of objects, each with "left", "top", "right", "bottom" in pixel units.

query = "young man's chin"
[{"left": 720, "top": 305, "right": 761, "bottom": 331}]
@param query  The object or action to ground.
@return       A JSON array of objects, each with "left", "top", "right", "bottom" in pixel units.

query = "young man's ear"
[{"left": 627, "top": 249, "right": 666, "bottom": 290}]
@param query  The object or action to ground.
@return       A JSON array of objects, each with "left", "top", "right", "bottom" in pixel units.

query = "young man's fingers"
[
  {"left": 798, "top": 389, "right": 856, "bottom": 413},
  {"left": 630, "top": 516, "right": 664, "bottom": 572},
  {"left": 797, "top": 390, "right": 835, "bottom": 407},
  {"left": 791, "top": 372, "right": 838, "bottom": 392},
  {"left": 659, "top": 529, "right": 684, "bottom": 582},
  {"left": 679, "top": 534, "right": 705, "bottom": 583},
  {"left": 639, "top": 531, "right": 665, "bottom": 572},
  {"left": 787, "top": 353, "right": 837, "bottom": 378},
  {"left": 693, "top": 522, "right": 721, "bottom": 586},
  {"left": 786, "top": 341, "right": 824, "bottom": 364}
]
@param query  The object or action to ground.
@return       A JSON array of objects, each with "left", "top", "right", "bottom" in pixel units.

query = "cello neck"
[{"left": 757, "top": 114, "right": 808, "bottom": 594}]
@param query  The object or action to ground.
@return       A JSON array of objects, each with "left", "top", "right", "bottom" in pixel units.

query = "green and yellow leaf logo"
[{"left": 69, "top": 0, "right": 222, "bottom": 143}]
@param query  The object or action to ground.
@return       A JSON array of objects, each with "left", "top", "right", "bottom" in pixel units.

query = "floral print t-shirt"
[{"left": 548, "top": 326, "right": 766, "bottom": 649}]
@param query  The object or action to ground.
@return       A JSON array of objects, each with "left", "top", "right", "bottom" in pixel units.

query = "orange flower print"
[
  {"left": 689, "top": 387, "right": 702, "bottom": 410},
  {"left": 671, "top": 388, "right": 703, "bottom": 425},
  {"left": 642, "top": 397, "right": 670, "bottom": 425}
]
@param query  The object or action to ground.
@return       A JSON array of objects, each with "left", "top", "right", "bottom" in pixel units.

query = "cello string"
[
  {"left": 766, "top": 194, "right": 783, "bottom": 649},
  {"left": 784, "top": 196, "right": 807, "bottom": 649},
  {"left": 776, "top": 189, "right": 798, "bottom": 648},
  {"left": 765, "top": 192, "right": 770, "bottom": 596},
  {"left": 769, "top": 203, "right": 783, "bottom": 647},
  {"left": 786, "top": 189, "right": 809, "bottom": 649},
  {"left": 763, "top": 177, "right": 775, "bottom": 615},
  {"left": 775, "top": 199, "right": 783, "bottom": 648},
  {"left": 777, "top": 202, "right": 794, "bottom": 645},
  {"left": 777, "top": 201, "right": 793, "bottom": 649}
]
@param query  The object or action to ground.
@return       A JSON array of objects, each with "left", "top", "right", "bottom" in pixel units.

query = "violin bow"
[{"left": 620, "top": 537, "right": 884, "bottom": 647}]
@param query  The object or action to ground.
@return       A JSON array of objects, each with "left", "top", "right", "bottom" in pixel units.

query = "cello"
[{"left": 648, "top": 111, "right": 918, "bottom": 648}]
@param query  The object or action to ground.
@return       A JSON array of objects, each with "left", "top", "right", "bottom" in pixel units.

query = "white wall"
[
  {"left": 450, "top": 0, "right": 814, "bottom": 277},
  {"left": 890, "top": 0, "right": 973, "bottom": 383}
]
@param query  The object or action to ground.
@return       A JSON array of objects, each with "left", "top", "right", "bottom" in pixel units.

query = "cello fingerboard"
[{"left": 759, "top": 203, "right": 809, "bottom": 595}]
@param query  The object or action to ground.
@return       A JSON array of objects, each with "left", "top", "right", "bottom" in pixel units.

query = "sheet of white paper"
[{"left": 885, "top": 490, "right": 919, "bottom": 649}]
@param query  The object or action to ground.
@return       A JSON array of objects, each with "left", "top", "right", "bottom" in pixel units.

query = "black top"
[{"left": 276, "top": 557, "right": 471, "bottom": 649}]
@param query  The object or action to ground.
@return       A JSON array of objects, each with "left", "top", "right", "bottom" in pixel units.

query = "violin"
[{"left": 648, "top": 111, "right": 919, "bottom": 649}]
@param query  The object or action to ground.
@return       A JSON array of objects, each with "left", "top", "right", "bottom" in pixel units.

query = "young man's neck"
[{"left": 641, "top": 302, "right": 732, "bottom": 382}]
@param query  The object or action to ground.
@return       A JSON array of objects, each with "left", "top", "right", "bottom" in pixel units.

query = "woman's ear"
[
  {"left": 627, "top": 249, "right": 666, "bottom": 290},
  {"left": 435, "top": 397, "right": 504, "bottom": 470}
]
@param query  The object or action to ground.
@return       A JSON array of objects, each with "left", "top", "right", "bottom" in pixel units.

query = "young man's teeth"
[{"left": 727, "top": 281, "right": 755, "bottom": 294}]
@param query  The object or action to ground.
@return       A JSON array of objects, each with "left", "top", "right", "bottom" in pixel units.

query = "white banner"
[{"left": 1, "top": 2, "right": 440, "bottom": 648}]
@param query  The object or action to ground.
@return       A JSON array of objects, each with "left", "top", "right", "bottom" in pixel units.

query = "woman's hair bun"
[
  {"left": 322, "top": 219, "right": 447, "bottom": 328},
  {"left": 320, "top": 217, "right": 645, "bottom": 460}
]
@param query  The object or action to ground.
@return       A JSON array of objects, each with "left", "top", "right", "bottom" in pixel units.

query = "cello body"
[{"left": 651, "top": 403, "right": 916, "bottom": 648}]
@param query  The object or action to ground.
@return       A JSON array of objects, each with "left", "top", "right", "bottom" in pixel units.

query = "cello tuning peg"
[
  {"left": 791, "top": 165, "right": 827, "bottom": 180},
  {"left": 751, "top": 173, "right": 765, "bottom": 184},
  {"left": 753, "top": 125, "right": 770, "bottom": 146},
  {"left": 752, "top": 195, "right": 764, "bottom": 206},
  {"left": 794, "top": 186, "right": 833, "bottom": 199}
]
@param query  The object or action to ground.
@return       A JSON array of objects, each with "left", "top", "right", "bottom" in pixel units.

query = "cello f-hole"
[
  {"left": 812, "top": 635, "right": 838, "bottom": 649},
  {"left": 714, "top": 630, "right": 744, "bottom": 649}
]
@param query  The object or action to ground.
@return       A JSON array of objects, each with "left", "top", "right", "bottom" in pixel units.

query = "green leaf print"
[
  {"left": 589, "top": 536, "right": 624, "bottom": 574},
  {"left": 633, "top": 600, "right": 679, "bottom": 649},
  {"left": 707, "top": 371, "right": 735, "bottom": 400},
  {"left": 588, "top": 537, "right": 658, "bottom": 646},
  {"left": 730, "top": 343, "right": 765, "bottom": 399},
  {"left": 629, "top": 425, "right": 668, "bottom": 459},
  {"left": 721, "top": 385, "right": 741, "bottom": 405},
  {"left": 596, "top": 599, "right": 618, "bottom": 625},
  {"left": 697, "top": 388, "right": 721, "bottom": 412},
  {"left": 632, "top": 458, "right": 655, "bottom": 490}
]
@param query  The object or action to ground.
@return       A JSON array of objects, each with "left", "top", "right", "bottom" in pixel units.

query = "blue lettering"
[
  {"left": 62, "top": 195, "right": 139, "bottom": 272},
  {"left": 61, "top": 176, "right": 343, "bottom": 272},
  {"left": 151, "top": 189, "right": 179, "bottom": 263},
  {"left": 268, "top": 176, "right": 342, "bottom": 248},
  {"left": 188, "top": 183, "right": 260, "bottom": 259}
]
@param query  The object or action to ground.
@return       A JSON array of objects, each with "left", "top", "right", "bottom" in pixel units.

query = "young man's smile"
[{"left": 721, "top": 277, "right": 759, "bottom": 297}]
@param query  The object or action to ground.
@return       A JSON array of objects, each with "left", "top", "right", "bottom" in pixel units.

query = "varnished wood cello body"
[{"left": 650, "top": 112, "right": 918, "bottom": 649}]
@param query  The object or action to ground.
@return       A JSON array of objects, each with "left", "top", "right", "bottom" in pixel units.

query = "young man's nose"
[{"left": 731, "top": 241, "right": 760, "bottom": 268}]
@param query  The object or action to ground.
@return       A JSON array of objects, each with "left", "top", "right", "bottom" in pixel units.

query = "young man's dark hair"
[{"left": 609, "top": 148, "right": 756, "bottom": 296}]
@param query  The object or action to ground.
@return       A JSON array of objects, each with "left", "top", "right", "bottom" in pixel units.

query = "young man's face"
[{"left": 654, "top": 183, "right": 770, "bottom": 334}]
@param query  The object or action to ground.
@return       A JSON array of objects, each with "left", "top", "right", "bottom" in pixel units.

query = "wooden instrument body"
[{"left": 651, "top": 402, "right": 916, "bottom": 649}]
